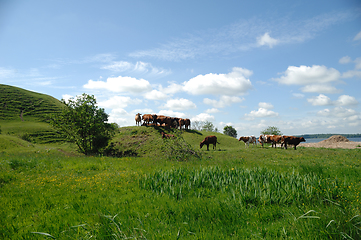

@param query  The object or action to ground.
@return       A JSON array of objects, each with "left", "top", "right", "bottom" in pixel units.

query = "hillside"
[
  {"left": 0, "top": 84, "right": 65, "bottom": 144},
  {"left": 0, "top": 84, "right": 64, "bottom": 121}
]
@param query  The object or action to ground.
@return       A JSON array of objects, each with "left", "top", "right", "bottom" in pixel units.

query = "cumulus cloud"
[
  {"left": 143, "top": 90, "right": 168, "bottom": 100},
  {"left": 307, "top": 94, "right": 332, "bottom": 106},
  {"left": 317, "top": 107, "right": 357, "bottom": 118},
  {"left": 339, "top": 56, "right": 351, "bottom": 64},
  {"left": 98, "top": 96, "right": 142, "bottom": 109},
  {"left": 192, "top": 113, "right": 215, "bottom": 122},
  {"left": 183, "top": 67, "right": 253, "bottom": 96},
  {"left": 245, "top": 108, "right": 279, "bottom": 119},
  {"left": 258, "top": 102, "right": 273, "bottom": 109},
  {"left": 274, "top": 65, "right": 341, "bottom": 93},
  {"left": 353, "top": 30, "right": 361, "bottom": 41},
  {"left": 203, "top": 95, "right": 244, "bottom": 108},
  {"left": 61, "top": 94, "right": 73, "bottom": 103},
  {"left": 205, "top": 108, "right": 220, "bottom": 114},
  {"left": 257, "top": 32, "right": 279, "bottom": 48},
  {"left": 162, "top": 98, "right": 197, "bottom": 111},
  {"left": 157, "top": 110, "right": 186, "bottom": 118},
  {"left": 307, "top": 94, "right": 358, "bottom": 106},
  {"left": 83, "top": 76, "right": 152, "bottom": 93}
]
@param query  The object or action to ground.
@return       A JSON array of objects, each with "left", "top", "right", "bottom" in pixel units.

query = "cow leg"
[{"left": 207, "top": 144, "right": 209, "bottom": 151}]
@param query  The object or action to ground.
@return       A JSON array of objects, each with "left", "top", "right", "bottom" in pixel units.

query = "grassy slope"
[{"left": 0, "top": 84, "right": 65, "bottom": 144}]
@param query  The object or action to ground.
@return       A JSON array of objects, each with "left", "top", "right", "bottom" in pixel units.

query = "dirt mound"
[{"left": 320, "top": 135, "right": 350, "bottom": 144}]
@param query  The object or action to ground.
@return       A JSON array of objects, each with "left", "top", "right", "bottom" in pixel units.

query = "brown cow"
[
  {"left": 161, "top": 132, "right": 175, "bottom": 139},
  {"left": 238, "top": 136, "right": 257, "bottom": 147},
  {"left": 282, "top": 136, "right": 305, "bottom": 150},
  {"left": 156, "top": 115, "right": 172, "bottom": 127},
  {"left": 200, "top": 135, "right": 219, "bottom": 151},
  {"left": 142, "top": 114, "right": 157, "bottom": 125},
  {"left": 135, "top": 113, "right": 142, "bottom": 126},
  {"left": 268, "top": 135, "right": 284, "bottom": 148},
  {"left": 184, "top": 118, "right": 191, "bottom": 130},
  {"left": 178, "top": 118, "right": 185, "bottom": 130},
  {"left": 258, "top": 135, "right": 273, "bottom": 147}
]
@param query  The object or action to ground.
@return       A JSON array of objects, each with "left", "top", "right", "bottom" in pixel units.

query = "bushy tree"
[
  {"left": 223, "top": 125, "right": 237, "bottom": 138},
  {"left": 50, "top": 93, "right": 116, "bottom": 155},
  {"left": 261, "top": 126, "right": 282, "bottom": 135},
  {"left": 202, "top": 121, "right": 215, "bottom": 132}
]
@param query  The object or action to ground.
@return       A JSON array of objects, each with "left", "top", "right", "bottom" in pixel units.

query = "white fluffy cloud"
[
  {"left": 307, "top": 94, "right": 358, "bottom": 106},
  {"left": 274, "top": 65, "right": 341, "bottom": 93},
  {"left": 183, "top": 67, "right": 253, "bottom": 96},
  {"left": 245, "top": 108, "right": 279, "bottom": 119},
  {"left": 192, "top": 113, "right": 215, "bottom": 122},
  {"left": 158, "top": 110, "right": 186, "bottom": 118},
  {"left": 205, "top": 108, "right": 220, "bottom": 114},
  {"left": 162, "top": 98, "right": 196, "bottom": 111},
  {"left": 257, "top": 32, "right": 279, "bottom": 48},
  {"left": 203, "top": 95, "right": 244, "bottom": 108},
  {"left": 317, "top": 107, "right": 357, "bottom": 118},
  {"left": 143, "top": 90, "right": 168, "bottom": 100},
  {"left": 98, "top": 96, "right": 142, "bottom": 109},
  {"left": 83, "top": 76, "right": 152, "bottom": 93},
  {"left": 339, "top": 56, "right": 351, "bottom": 64},
  {"left": 258, "top": 102, "right": 273, "bottom": 109}
]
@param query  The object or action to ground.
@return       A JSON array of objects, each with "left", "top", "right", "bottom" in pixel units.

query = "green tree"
[
  {"left": 50, "top": 93, "right": 116, "bottom": 155},
  {"left": 202, "top": 121, "right": 215, "bottom": 132},
  {"left": 261, "top": 126, "right": 282, "bottom": 135},
  {"left": 223, "top": 125, "right": 237, "bottom": 138}
]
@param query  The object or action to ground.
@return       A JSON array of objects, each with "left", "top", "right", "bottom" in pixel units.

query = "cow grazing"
[
  {"left": 135, "top": 113, "right": 142, "bottom": 126},
  {"left": 238, "top": 136, "right": 257, "bottom": 147},
  {"left": 258, "top": 135, "right": 272, "bottom": 147},
  {"left": 200, "top": 135, "right": 219, "bottom": 151},
  {"left": 282, "top": 136, "right": 305, "bottom": 150},
  {"left": 178, "top": 118, "right": 185, "bottom": 130},
  {"left": 156, "top": 115, "right": 172, "bottom": 128},
  {"left": 161, "top": 132, "right": 175, "bottom": 139}
]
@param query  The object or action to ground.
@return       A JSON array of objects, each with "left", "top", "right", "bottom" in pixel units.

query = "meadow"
[{"left": 1, "top": 126, "right": 361, "bottom": 239}]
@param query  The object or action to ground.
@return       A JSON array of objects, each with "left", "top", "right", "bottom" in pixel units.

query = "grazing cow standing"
[
  {"left": 258, "top": 135, "right": 272, "bottom": 147},
  {"left": 135, "top": 113, "right": 142, "bottom": 126},
  {"left": 142, "top": 114, "right": 157, "bottom": 125},
  {"left": 156, "top": 115, "right": 172, "bottom": 128},
  {"left": 282, "top": 136, "right": 305, "bottom": 150},
  {"left": 200, "top": 135, "right": 219, "bottom": 151},
  {"left": 161, "top": 132, "right": 175, "bottom": 139},
  {"left": 238, "top": 136, "right": 257, "bottom": 148}
]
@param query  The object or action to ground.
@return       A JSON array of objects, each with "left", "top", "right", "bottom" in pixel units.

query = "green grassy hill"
[{"left": 0, "top": 84, "right": 65, "bottom": 144}]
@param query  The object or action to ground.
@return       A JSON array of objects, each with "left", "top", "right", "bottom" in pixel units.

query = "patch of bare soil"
[{"left": 300, "top": 135, "right": 361, "bottom": 149}]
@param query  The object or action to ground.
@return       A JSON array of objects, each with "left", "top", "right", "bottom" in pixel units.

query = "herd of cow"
[
  {"left": 238, "top": 135, "right": 306, "bottom": 150},
  {"left": 135, "top": 113, "right": 305, "bottom": 151},
  {"left": 135, "top": 113, "right": 191, "bottom": 130}
]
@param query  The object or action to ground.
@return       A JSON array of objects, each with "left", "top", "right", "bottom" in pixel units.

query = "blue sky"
[{"left": 1, "top": 0, "right": 361, "bottom": 136}]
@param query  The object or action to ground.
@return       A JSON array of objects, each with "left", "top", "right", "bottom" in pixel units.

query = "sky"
[{"left": 1, "top": 0, "right": 361, "bottom": 136}]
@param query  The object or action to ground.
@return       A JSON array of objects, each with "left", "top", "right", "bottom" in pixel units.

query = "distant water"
[{"left": 301, "top": 137, "right": 361, "bottom": 144}]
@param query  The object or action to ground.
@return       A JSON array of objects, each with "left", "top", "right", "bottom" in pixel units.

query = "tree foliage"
[
  {"left": 50, "top": 94, "right": 116, "bottom": 155},
  {"left": 261, "top": 126, "right": 282, "bottom": 135},
  {"left": 202, "top": 121, "right": 215, "bottom": 132},
  {"left": 223, "top": 125, "right": 237, "bottom": 138}
]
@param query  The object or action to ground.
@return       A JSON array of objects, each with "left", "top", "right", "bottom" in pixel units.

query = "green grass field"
[{"left": 1, "top": 126, "right": 360, "bottom": 239}]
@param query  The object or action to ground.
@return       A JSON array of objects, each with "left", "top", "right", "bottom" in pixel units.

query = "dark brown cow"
[
  {"left": 156, "top": 115, "right": 172, "bottom": 128},
  {"left": 161, "top": 132, "right": 175, "bottom": 139},
  {"left": 178, "top": 118, "right": 185, "bottom": 130},
  {"left": 200, "top": 135, "right": 219, "bottom": 151},
  {"left": 184, "top": 118, "right": 191, "bottom": 130},
  {"left": 282, "top": 136, "right": 305, "bottom": 150},
  {"left": 238, "top": 136, "right": 257, "bottom": 147}
]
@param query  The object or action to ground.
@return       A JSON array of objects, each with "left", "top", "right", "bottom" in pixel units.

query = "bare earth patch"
[{"left": 299, "top": 135, "right": 361, "bottom": 149}]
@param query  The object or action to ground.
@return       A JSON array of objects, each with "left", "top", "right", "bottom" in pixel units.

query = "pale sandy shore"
[{"left": 299, "top": 141, "right": 361, "bottom": 149}]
